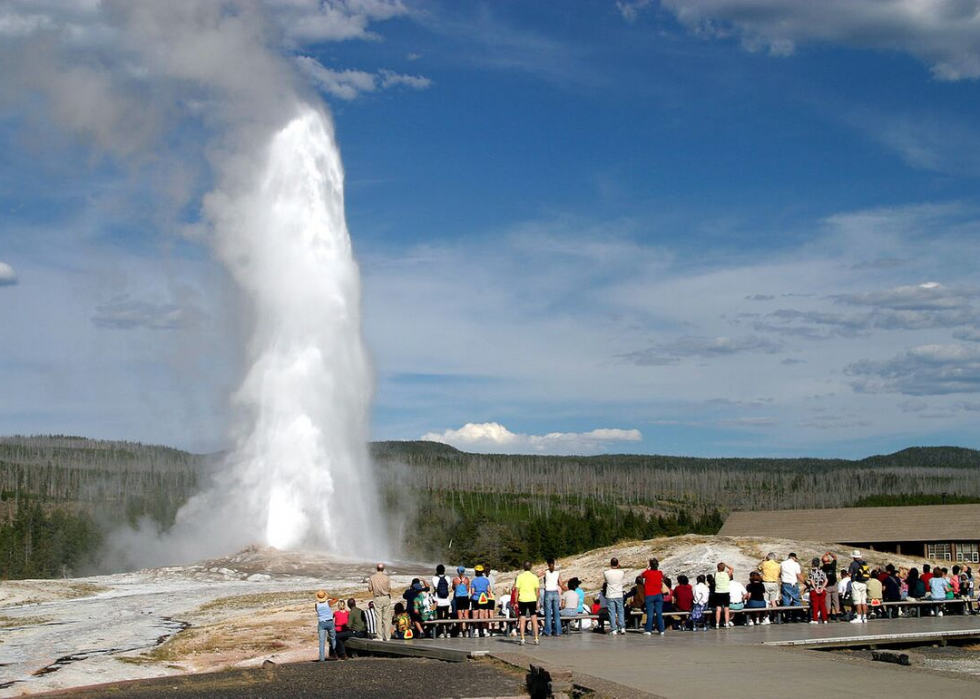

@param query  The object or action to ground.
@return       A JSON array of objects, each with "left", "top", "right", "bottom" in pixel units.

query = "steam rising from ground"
[{"left": 0, "top": 2, "right": 390, "bottom": 565}]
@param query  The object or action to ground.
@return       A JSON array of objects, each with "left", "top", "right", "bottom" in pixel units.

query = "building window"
[
  {"left": 927, "top": 542, "right": 952, "bottom": 561},
  {"left": 955, "top": 542, "right": 979, "bottom": 563}
]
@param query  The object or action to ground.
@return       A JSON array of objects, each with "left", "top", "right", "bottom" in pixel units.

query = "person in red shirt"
[
  {"left": 640, "top": 558, "right": 666, "bottom": 635},
  {"left": 921, "top": 564, "right": 934, "bottom": 588},
  {"left": 672, "top": 574, "right": 694, "bottom": 630}
]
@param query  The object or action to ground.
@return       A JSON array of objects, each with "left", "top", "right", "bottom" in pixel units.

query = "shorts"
[
  {"left": 518, "top": 601, "right": 538, "bottom": 616},
  {"left": 472, "top": 599, "right": 493, "bottom": 611},
  {"left": 763, "top": 582, "right": 779, "bottom": 602},
  {"left": 454, "top": 597, "right": 470, "bottom": 611},
  {"left": 714, "top": 593, "right": 730, "bottom": 607},
  {"left": 746, "top": 599, "right": 767, "bottom": 609},
  {"left": 851, "top": 581, "right": 868, "bottom": 605}
]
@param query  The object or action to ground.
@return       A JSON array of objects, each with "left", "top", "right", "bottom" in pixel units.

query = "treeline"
[
  {"left": 371, "top": 442, "right": 980, "bottom": 514},
  {"left": 0, "top": 500, "right": 102, "bottom": 578},
  {"left": 398, "top": 490, "right": 725, "bottom": 570},
  {"left": 0, "top": 436, "right": 208, "bottom": 578},
  {"left": 3, "top": 436, "right": 979, "bottom": 579}
]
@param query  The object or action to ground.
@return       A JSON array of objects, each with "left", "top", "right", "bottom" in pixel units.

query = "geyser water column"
[{"left": 208, "top": 105, "right": 384, "bottom": 556}]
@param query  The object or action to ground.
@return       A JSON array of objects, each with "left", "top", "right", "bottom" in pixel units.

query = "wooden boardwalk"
[{"left": 352, "top": 616, "right": 980, "bottom": 698}]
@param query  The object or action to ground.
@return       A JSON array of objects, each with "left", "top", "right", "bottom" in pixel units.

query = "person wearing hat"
[
  {"left": 368, "top": 563, "right": 392, "bottom": 641},
  {"left": 779, "top": 553, "right": 803, "bottom": 617},
  {"left": 314, "top": 590, "right": 337, "bottom": 661},
  {"left": 452, "top": 565, "right": 471, "bottom": 637},
  {"left": 470, "top": 564, "right": 493, "bottom": 638},
  {"left": 848, "top": 550, "right": 870, "bottom": 624}
]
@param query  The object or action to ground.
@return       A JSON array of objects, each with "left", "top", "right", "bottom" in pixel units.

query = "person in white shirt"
[
  {"left": 780, "top": 552, "right": 803, "bottom": 608},
  {"left": 728, "top": 574, "right": 747, "bottom": 626},
  {"left": 692, "top": 575, "right": 710, "bottom": 631},
  {"left": 603, "top": 557, "right": 627, "bottom": 635},
  {"left": 542, "top": 558, "right": 565, "bottom": 637}
]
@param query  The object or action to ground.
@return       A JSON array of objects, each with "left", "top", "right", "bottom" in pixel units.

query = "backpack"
[
  {"left": 436, "top": 575, "right": 450, "bottom": 600},
  {"left": 854, "top": 563, "right": 871, "bottom": 582}
]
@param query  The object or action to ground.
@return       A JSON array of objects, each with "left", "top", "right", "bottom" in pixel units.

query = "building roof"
[{"left": 718, "top": 504, "right": 980, "bottom": 543}]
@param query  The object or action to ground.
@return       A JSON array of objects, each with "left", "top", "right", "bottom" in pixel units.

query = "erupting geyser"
[{"left": 206, "top": 106, "right": 384, "bottom": 556}]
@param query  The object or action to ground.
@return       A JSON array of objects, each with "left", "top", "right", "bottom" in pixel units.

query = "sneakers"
[
  {"left": 862, "top": 617, "right": 868, "bottom": 623},
  {"left": 533, "top": 638, "right": 540, "bottom": 645},
  {"left": 850, "top": 617, "right": 863, "bottom": 623},
  {"left": 761, "top": 618, "right": 771, "bottom": 625},
  {"left": 726, "top": 621, "right": 734, "bottom": 628},
  {"left": 937, "top": 611, "right": 944, "bottom": 617},
  {"left": 643, "top": 631, "right": 652, "bottom": 636},
  {"left": 659, "top": 631, "right": 665, "bottom": 636},
  {"left": 519, "top": 638, "right": 525, "bottom": 646},
  {"left": 809, "top": 620, "right": 818, "bottom": 624}
]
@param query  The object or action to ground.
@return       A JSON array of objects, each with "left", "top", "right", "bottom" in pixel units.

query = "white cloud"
[
  {"left": 0, "top": 261, "right": 17, "bottom": 286},
  {"left": 659, "top": 0, "right": 980, "bottom": 80},
  {"left": 265, "top": 0, "right": 408, "bottom": 44},
  {"left": 92, "top": 295, "right": 195, "bottom": 330},
  {"left": 847, "top": 344, "right": 980, "bottom": 395},
  {"left": 621, "top": 334, "right": 783, "bottom": 365},
  {"left": 297, "top": 56, "right": 432, "bottom": 100},
  {"left": 421, "top": 422, "right": 642, "bottom": 455}
]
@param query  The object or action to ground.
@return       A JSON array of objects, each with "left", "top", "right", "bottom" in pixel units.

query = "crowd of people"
[{"left": 310, "top": 554, "right": 979, "bottom": 659}]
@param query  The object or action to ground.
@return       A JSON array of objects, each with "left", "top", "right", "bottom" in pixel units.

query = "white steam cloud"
[
  {"left": 0, "top": 1, "right": 396, "bottom": 565},
  {"left": 422, "top": 422, "right": 643, "bottom": 455}
]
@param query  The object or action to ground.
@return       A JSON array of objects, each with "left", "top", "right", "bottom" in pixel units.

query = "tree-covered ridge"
[{"left": 2, "top": 437, "right": 979, "bottom": 578}]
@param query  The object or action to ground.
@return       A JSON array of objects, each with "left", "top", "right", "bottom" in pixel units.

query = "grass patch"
[
  {"left": 0, "top": 615, "right": 53, "bottom": 628},
  {"left": 197, "top": 590, "right": 313, "bottom": 614}
]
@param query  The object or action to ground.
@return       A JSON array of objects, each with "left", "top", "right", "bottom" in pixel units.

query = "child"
[
  {"left": 413, "top": 586, "right": 435, "bottom": 637},
  {"left": 392, "top": 602, "right": 414, "bottom": 639},
  {"left": 314, "top": 590, "right": 336, "bottom": 661},
  {"left": 692, "top": 575, "right": 710, "bottom": 631}
]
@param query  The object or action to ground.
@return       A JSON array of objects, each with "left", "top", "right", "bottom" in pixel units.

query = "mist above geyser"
[{"left": 1, "top": 3, "right": 387, "bottom": 563}]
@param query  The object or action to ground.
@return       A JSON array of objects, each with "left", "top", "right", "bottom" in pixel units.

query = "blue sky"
[{"left": 1, "top": 1, "right": 980, "bottom": 457}]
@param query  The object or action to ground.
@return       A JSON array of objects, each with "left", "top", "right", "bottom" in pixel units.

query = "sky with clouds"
[{"left": 1, "top": 0, "right": 979, "bottom": 457}]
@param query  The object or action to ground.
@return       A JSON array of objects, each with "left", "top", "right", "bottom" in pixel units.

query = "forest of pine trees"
[{"left": 2, "top": 436, "right": 979, "bottom": 578}]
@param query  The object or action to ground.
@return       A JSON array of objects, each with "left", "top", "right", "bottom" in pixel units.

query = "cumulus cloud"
[
  {"left": 835, "top": 282, "right": 979, "bottom": 311},
  {"left": 621, "top": 334, "right": 782, "bottom": 365},
  {"left": 658, "top": 0, "right": 980, "bottom": 80},
  {"left": 297, "top": 56, "right": 432, "bottom": 100},
  {"left": 0, "top": 261, "right": 17, "bottom": 286},
  {"left": 421, "top": 422, "right": 642, "bottom": 455},
  {"left": 847, "top": 344, "right": 980, "bottom": 395},
  {"left": 92, "top": 296, "right": 195, "bottom": 330}
]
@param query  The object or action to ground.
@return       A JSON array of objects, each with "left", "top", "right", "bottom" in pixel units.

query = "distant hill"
[{"left": 2, "top": 436, "right": 979, "bottom": 579}]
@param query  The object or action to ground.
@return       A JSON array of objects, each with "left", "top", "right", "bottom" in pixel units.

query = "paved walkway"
[{"left": 410, "top": 616, "right": 980, "bottom": 698}]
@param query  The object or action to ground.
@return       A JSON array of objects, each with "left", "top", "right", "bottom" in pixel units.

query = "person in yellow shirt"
[
  {"left": 758, "top": 552, "right": 781, "bottom": 625},
  {"left": 512, "top": 560, "right": 540, "bottom": 645}
]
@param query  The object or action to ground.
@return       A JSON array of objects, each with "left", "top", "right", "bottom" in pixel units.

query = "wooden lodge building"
[{"left": 719, "top": 504, "right": 980, "bottom": 563}]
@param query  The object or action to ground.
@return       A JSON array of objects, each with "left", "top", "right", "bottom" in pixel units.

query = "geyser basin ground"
[{"left": 0, "top": 548, "right": 427, "bottom": 697}]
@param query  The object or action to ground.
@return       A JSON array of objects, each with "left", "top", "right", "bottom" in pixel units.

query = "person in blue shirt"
[{"left": 314, "top": 590, "right": 336, "bottom": 661}]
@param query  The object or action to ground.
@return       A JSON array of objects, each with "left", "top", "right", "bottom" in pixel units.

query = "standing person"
[
  {"left": 641, "top": 558, "right": 666, "bottom": 636},
  {"left": 314, "top": 590, "right": 336, "bottom": 661},
  {"left": 334, "top": 598, "right": 368, "bottom": 660},
  {"left": 470, "top": 564, "right": 494, "bottom": 637},
  {"left": 368, "top": 563, "right": 392, "bottom": 641},
  {"left": 452, "top": 566, "right": 471, "bottom": 638},
  {"left": 513, "top": 561, "right": 540, "bottom": 645},
  {"left": 807, "top": 558, "right": 828, "bottom": 624},
  {"left": 848, "top": 551, "right": 871, "bottom": 624},
  {"left": 604, "top": 558, "right": 627, "bottom": 635},
  {"left": 821, "top": 552, "right": 840, "bottom": 622},
  {"left": 758, "top": 553, "right": 781, "bottom": 624},
  {"left": 542, "top": 558, "right": 564, "bottom": 637},
  {"left": 714, "top": 562, "right": 734, "bottom": 629},
  {"left": 431, "top": 564, "right": 453, "bottom": 638},
  {"left": 780, "top": 553, "right": 803, "bottom": 615}
]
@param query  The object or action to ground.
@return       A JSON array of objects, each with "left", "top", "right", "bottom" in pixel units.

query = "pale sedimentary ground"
[
  {"left": 0, "top": 547, "right": 427, "bottom": 697},
  {"left": 0, "top": 537, "right": 952, "bottom": 696}
]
